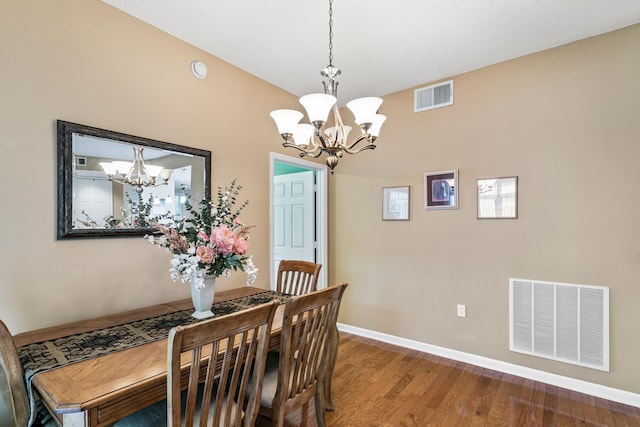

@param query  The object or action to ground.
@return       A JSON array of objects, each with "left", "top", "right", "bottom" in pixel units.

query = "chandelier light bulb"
[
  {"left": 270, "top": 109, "right": 303, "bottom": 136},
  {"left": 293, "top": 124, "right": 315, "bottom": 146},
  {"left": 346, "top": 97, "right": 383, "bottom": 126},
  {"left": 299, "top": 93, "right": 337, "bottom": 126},
  {"left": 368, "top": 114, "right": 387, "bottom": 138},
  {"left": 99, "top": 162, "right": 119, "bottom": 177},
  {"left": 324, "top": 125, "right": 352, "bottom": 144},
  {"left": 144, "top": 164, "right": 164, "bottom": 179}
]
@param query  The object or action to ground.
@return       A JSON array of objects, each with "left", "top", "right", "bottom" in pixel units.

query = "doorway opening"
[{"left": 269, "top": 153, "right": 328, "bottom": 290}]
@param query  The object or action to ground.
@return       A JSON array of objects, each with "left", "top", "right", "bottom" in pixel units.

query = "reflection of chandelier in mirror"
[
  {"left": 269, "top": 0, "right": 386, "bottom": 174},
  {"left": 99, "top": 146, "right": 173, "bottom": 193}
]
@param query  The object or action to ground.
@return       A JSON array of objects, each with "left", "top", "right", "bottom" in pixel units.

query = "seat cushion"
[
  {"left": 257, "top": 351, "right": 281, "bottom": 409},
  {"left": 115, "top": 384, "right": 241, "bottom": 427}
]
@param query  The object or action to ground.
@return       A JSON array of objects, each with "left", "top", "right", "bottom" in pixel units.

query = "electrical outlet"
[{"left": 457, "top": 304, "right": 466, "bottom": 318}]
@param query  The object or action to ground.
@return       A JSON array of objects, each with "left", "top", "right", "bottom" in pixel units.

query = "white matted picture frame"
[
  {"left": 382, "top": 186, "right": 410, "bottom": 220},
  {"left": 477, "top": 176, "right": 518, "bottom": 219},
  {"left": 424, "top": 170, "right": 458, "bottom": 210}
]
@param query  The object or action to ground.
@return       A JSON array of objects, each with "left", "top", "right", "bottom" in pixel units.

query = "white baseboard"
[{"left": 337, "top": 323, "right": 640, "bottom": 409}]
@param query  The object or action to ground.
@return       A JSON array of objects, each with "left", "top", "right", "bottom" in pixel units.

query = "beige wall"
[
  {"left": 0, "top": 0, "right": 300, "bottom": 332},
  {"left": 2, "top": 0, "right": 639, "bottom": 398},
  {"left": 330, "top": 24, "right": 640, "bottom": 394}
]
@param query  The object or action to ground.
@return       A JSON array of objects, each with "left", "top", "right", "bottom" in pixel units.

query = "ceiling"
[{"left": 103, "top": 0, "right": 640, "bottom": 105}]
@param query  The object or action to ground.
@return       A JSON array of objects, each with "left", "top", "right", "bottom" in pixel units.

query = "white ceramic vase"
[{"left": 191, "top": 275, "right": 215, "bottom": 319}]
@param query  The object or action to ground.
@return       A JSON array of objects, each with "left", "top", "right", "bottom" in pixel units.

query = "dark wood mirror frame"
[{"left": 57, "top": 120, "right": 212, "bottom": 239}]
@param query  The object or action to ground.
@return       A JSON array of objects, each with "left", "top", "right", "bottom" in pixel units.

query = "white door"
[
  {"left": 73, "top": 174, "right": 113, "bottom": 228},
  {"left": 272, "top": 170, "right": 315, "bottom": 285}
]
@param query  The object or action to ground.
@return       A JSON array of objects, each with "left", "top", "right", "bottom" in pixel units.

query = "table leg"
[{"left": 62, "top": 412, "right": 86, "bottom": 427}]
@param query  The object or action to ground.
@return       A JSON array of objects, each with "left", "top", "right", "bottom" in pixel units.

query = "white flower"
[{"left": 244, "top": 256, "right": 259, "bottom": 286}]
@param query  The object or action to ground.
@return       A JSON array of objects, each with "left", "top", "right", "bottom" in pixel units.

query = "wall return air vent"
[
  {"left": 414, "top": 80, "right": 453, "bottom": 112},
  {"left": 509, "top": 278, "right": 609, "bottom": 371}
]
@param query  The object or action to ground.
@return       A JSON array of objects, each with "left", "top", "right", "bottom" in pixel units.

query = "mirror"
[{"left": 57, "top": 120, "right": 211, "bottom": 239}]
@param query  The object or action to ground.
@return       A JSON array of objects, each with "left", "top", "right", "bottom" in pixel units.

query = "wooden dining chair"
[
  {"left": 256, "top": 283, "right": 348, "bottom": 427},
  {"left": 0, "top": 319, "right": 30, "bottom": 427},
  {"left": 276, "top": 260, "right": 322, "bottom": 296},
  {"left": 116, "top": 301, "right": 279, "bottom": 427},
  {"left": 0, "top": 320, "right": 57, "bottom": 427}
]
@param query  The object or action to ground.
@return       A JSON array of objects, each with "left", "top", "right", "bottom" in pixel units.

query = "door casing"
[{"left": 269, "top": 152, "right": 328, "bottom": 289}]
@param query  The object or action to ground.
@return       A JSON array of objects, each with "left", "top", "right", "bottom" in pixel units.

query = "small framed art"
[
  {"left": 424, "top": 170, "right": 458, "bottom": 210},
  {"left": 477, "top": 176, "right": 518, "bottom": 219},
  {"left": 382, "top": 186, "right": 410, "bottom": 220}
]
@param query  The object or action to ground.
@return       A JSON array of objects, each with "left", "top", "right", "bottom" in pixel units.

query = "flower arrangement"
[{"left": 145, "top": 179, "right": 258, "bottom": 289}]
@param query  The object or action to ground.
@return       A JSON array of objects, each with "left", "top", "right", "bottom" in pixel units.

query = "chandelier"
[
  {"left": 269, "top": 0, "right": 386, "bottom": 174},
  {"left": 99, "top": 146, "right": 172, "bottom": 193}
]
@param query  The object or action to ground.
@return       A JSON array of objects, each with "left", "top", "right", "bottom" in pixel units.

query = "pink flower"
[
  {"left": 167, "top": 228, "right": 188, "bottom": 253},
  {"left": 233, "top": 236, "right": 249, "bottom": 255},
  {"left": 197, "top": 230, "right": 209, "bottom": 242},
  {"left": 196, "top": 246, "right": 215, "bottom": 264},
  {"left": 211, "top": 226, "right": 235, "bottom": 254}
]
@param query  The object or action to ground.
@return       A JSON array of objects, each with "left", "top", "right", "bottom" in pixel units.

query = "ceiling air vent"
[{"left": 414, "top": 80, "right": 453, "bottom": 112}]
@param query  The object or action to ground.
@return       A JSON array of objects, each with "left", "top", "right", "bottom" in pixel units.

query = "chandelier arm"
[
  {"left": 342, "top": 134, "right": 375, "bottom": 152},
  {"left": 342, "top": 143, "right": 376, "bottom": 155},
  {"left": 305, "top": 150, "right": 325, "bottom": 159},
  {"left": 282, "top": 142, "right": 324, "bottom": 158},
  {"left": 107, "top": 177, "right": 127, "bottom": 186}
]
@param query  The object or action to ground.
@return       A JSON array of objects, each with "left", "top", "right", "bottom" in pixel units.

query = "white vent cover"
[
  {"left": 510, "top": 278, "right": 609, "bottom": 371},
  {"left": 414, "top": 80, "right": 453, "bottom": 112}
]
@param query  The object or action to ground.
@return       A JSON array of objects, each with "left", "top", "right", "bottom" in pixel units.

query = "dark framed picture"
[
  {"left": 382, "top": 186, "right": 410, "bottom": 220},
  {"left": 477, "top": 176, "right": 518, "bottom": 219},
  {"left": 424, "top": 169, "right": 458, "bottom": 210}
]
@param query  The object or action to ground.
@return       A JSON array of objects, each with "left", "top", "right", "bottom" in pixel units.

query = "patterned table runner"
[{"left": 18, "top": 290, "right": 291, "bottom": 425}]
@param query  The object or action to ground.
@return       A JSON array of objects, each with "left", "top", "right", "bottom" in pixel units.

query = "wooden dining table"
[{"left": 14, "top": 286, "right": 322, "bottom": 427}]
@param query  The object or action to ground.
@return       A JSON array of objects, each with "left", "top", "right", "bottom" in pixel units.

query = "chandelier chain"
[{"left": 328, "top": 0, "right": 334, "bottom": 66}]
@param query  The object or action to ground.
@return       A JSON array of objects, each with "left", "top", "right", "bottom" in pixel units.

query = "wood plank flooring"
[{"left": 256, "top": 332, "right": 640, "bottom": 426}]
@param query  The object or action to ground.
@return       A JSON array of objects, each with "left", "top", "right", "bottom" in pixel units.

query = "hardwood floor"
[{"left": 256, "top": 332, "right": 640, "bottom": 426}]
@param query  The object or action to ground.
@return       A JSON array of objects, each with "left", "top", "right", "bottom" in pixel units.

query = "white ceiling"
[{"left": 103, "top": 0, "right": 640, "bottom": 105}]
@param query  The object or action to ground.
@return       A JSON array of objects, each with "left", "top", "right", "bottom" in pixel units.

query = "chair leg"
[
  {"left": 324, "top": 324, "right": 339, "bottom": 411},
  {"left": 270, "top": 405, "right": 284, "bottom": 427},
  {"left": 314, "top": 387, "right": 327, "bottom": 427}
]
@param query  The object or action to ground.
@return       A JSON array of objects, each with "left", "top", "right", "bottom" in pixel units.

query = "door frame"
[{"left": 269, "top": 152, "right": 328, "bottom": 289}]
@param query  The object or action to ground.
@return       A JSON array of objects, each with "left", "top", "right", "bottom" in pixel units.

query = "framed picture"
[
  {"left": 382, "top": 186, "right": 410, "bottom": 220},
  {"left": 424, "top": 170, "right": 458, "bottom": 210},
  {"left": 477, "top": 176, "right": 518, "bottom": 219}
]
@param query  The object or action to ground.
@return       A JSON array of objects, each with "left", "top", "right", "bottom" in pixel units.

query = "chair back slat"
[
  {"left": 167, "top": 301, "right": 279, "bottom": 427},
  {"left": 276, "top": 260, "right": 322, "bottom": 295}
]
